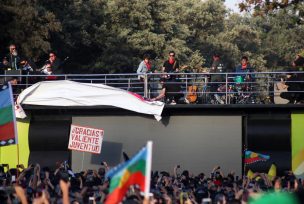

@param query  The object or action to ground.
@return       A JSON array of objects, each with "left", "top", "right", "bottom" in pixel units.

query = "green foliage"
[
  {"left": 239, "top": 0, "right": 304, "bottom": 20},
  {"left": 0, "top": 0, "right": 61, "bottom": 60},
  {"left": 187, "top": 50, "right": 206, "bottom": 70},
  {"left": 250, "top": 8, "right": 304, "bottom": 69},
  {"left": 0, "top": 0, "right": 303, "bottom": 74}
]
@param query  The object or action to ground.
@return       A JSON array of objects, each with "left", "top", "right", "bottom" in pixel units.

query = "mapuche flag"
[
  {"left": 244, "top": 150, "right": 270, "bottom": 165},
  {"left": 105, "top": 141, "right": 152, "bottom": 204},
  {"left": 0, "top": 83, "right": 18, "bottom": 146}
]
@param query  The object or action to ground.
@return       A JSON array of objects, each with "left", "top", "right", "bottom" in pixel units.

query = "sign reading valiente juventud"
[{"left": 68, "top": 124, "right": 104, "bottom": 154}]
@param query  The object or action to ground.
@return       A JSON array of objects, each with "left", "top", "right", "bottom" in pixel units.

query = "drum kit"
[
  {"left": 187, "top": 69, "right": 301, "bottom": 104},
  {"left": 200, "top": 75, "right": 261, "bottom": 104}
]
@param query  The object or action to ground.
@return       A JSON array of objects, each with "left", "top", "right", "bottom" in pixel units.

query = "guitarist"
[{"left": 151, "top": 78, "right": 183, "bottom": 105}]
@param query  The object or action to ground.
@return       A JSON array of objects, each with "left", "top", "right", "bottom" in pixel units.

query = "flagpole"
[
  {"left": 81, "top": 152, "right": 85, "bottom": 171},
  {"left": 243, "top": 161, "right": 246, "bottom": 179},
  {"left": 144, "top": 141, "right": 152, "bottom": 198},
  {"left": 17, "top": 143, "right": 20, "bottom": 178},
  {"left": 8, "top": 83, "right": 18, "bottom": 145},
  {"left": 243, "top": 146, "right": 246, "bottom": 178},
  {"left": 9, "top": 82, "right": 20, "bottom": 175}
]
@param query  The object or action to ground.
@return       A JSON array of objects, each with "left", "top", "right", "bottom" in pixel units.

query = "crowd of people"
[{"left": 1, "top": 162, "right": 304, "bottom": 204}]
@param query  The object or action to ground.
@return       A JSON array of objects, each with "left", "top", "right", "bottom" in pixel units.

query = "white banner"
[
  {"left": 17, "top": 80, "right": 164, "bottom": 121},
  {"left": 68, "top": 124, "right": 104, "bottom": 154}
]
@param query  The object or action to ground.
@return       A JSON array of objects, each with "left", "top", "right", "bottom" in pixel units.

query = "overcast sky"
[{"left": 224, "top": 0, "right": 241, "bottom": 13}]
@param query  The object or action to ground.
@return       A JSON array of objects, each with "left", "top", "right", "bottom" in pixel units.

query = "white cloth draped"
[{"left": 17, "top": 80, "right": 164, "bottom": 120}]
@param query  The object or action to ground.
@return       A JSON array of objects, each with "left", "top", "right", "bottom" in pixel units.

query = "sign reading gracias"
[{"left": 68, "top": 124, "right": 104, "bottom": 154}]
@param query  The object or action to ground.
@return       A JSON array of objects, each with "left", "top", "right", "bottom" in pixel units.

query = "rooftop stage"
[{"left": 1, "top": 72, "right": 304, "bottom": 176}]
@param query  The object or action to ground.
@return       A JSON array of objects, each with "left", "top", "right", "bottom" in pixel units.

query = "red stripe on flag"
[
  {"left": 0, "top": 121, "right": 15, "bottom": 141},
  {"left": 244, "top": 157, "right": 266, "bottom": 164},
  {"left": 105, "top": 171, "right": 146, "bottom": 204}
]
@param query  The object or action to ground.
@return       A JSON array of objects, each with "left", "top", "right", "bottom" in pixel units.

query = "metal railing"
[{"left": 1, "top": 71, "right": 304, "bottom": 104}]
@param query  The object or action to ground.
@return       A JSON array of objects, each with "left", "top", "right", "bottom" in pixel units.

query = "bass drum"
[{"left": 273, "top": 82, "right": 289, "bottom": 104}]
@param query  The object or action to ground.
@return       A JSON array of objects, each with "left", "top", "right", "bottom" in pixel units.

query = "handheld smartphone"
[
  {"left": 89, "top": 196, "right": 95, "bottom": 204},
  {"left": 11, "top": 175, "right": 16, "bottom": 182}
]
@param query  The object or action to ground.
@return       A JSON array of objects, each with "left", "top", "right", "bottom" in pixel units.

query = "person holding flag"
[{"left": 105, "top": 141, "right": 152, "bottom": 204}]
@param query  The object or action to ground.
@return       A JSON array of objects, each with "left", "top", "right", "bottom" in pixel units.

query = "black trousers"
[
  {"left": 166, "top": 93, "right": 183, "bottom": 103},
  {"left": 280, "top": 91, "right": 302, "bottom": 103}
]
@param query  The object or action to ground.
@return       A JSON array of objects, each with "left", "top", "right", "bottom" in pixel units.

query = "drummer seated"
[
  {"left": 235, "top": 56, "right": 254, "bottom": 81},
  {"left": 234, "top": 75, "right": 247, "bottom": 91}
]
